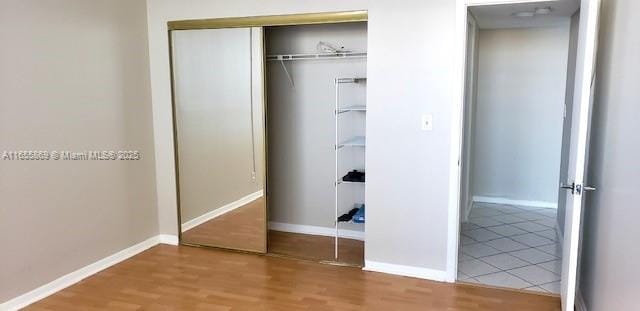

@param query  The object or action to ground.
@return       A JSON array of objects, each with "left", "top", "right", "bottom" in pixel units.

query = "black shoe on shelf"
[
  {"left": 342, "top": 170, "right": 365, "bottom": 183},
  {"left": 347, "top": 207, "right": 359, "bottom": 217},
  {"left": 337, "top": 208, "right": 359, "bottom": 222},
  {"left": 337, "top": 213, "right": 352, "bottom": 222}
]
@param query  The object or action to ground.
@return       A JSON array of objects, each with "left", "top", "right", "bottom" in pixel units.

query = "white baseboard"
[
  {"left": 182, "top": 190, "right": 263, "bottom": 232},
  {"left": 158, "top": 234, "right": 179, "bottom": 246},
  {"left": 363, "top": 260, "right": 448, "bottom": 282},
  {"left": 473, "top": 195, "right": 557, "bottom": 209},
  {"left": 269, "top": 221, "right": 364, "bottom": 241},
  {"left": 0, "top": 235, "right": 164, "bottom": 311},
  {"left": 576, "top": 289, "right": 588, "bottom": 311}
]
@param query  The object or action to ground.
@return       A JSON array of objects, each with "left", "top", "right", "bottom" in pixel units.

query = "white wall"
[
  {"left": 146, "top": 0, "right": 456, "bottom": 275},
  {"left": 579, "top": 0, "right": 640, "bottom": 309},
  {"left": 0, "top": 0, "right": 158, "bottom": 303},
  {"left": 471, "top": 26, "right": 570, "bottom": 206}
]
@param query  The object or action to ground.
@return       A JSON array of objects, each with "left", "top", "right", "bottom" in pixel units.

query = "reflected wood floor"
[
  {"left": 269, "top": 230, "right": 364, "bottom": 266},
  {"left": 27, "top": 245, "right": 560, "bottom": 310},
  {"left": 182, "top": 197, "right": 266, "bottom": 252}
]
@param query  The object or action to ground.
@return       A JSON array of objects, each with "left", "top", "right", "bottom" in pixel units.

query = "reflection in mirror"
[{"left": 171, "top": 27, "right": 266, "bottom": 252}]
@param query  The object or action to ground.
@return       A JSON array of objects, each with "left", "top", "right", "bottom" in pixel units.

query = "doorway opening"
[{"left": 456, "top": 0, "right": 582, "bottom": 295}]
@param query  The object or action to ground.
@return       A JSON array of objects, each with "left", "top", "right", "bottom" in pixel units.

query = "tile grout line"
[
  {"left": 462, "top": 214, "right": 559, "bottom": 254},
  {"left": 460, "top": 257, "right": 561, "bottom": 282},
  {"left": 459, "top": 204, "right": 562, "bottom": 293},
  {"left": 459, "top": 240, "right": 561, "bottom": 266},
  {"left": 459, "top": 250, "right": 561, "bottom": 291},
  {"left": 461, "top": 240, "right": 559, "bottom": 262},
  {"left": 460, "top": 236, "right": 560, "bottom": 266},
  {"left": 465, "top": 217, "right": 557, "bottom": 235}
]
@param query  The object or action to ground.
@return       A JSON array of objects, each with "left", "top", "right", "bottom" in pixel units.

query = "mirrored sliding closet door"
[{"left": 171, "top": 27, "right": 267, "bottom": 252}]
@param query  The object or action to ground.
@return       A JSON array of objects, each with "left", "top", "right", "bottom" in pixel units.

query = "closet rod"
[{"left": 266, "top": 52, "right": 367, "bottom": 61}]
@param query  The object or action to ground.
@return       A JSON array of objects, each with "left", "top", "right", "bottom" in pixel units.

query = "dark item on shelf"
[
  {"left": 353, "top": 206, "right": 365, "bottom": 223},
  {"left": 342, "top": 170, "right": 365, "bottom": 183},
  {"left": 337, "top": 208, "right": 359, "bottom": 222}
]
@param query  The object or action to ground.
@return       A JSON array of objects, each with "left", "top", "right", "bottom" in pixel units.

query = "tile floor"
[{"left": 458, "top": 202, "right": 562, "bottom": 294}]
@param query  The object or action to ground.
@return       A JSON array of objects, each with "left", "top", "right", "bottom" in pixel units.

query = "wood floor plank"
[{"left": 26, "top": 245, "right": 560, "bottom": 310}]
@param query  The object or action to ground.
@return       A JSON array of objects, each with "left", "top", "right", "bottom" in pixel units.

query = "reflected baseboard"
[
  {"left": 269, "top": 222, "right": 364, "bottom": 241},
  {"left": 182, "top": 190, "right": 264, "bottom": 233}
]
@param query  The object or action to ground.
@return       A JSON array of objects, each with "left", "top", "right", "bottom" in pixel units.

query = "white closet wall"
[{"left": 267, "top": 23, "right": 367, "bottom": 232}]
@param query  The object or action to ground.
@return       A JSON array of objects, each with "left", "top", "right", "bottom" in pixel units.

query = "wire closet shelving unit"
[{"left": 333, "top": 76, "right": 366, "bottom": 259}]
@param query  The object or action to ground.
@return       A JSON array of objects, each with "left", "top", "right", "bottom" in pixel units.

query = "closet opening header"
[{"left": 168, "top": 10, "right": 368, "bottom": 30}]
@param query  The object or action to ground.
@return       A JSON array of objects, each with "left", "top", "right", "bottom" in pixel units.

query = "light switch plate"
[{"left": 422, "top": 114, "right": 433, "bottom": 131}]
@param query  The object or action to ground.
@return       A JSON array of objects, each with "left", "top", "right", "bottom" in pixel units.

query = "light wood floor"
[
  {"left": 27, "top": 245, "right": 560, "bottom": 310},
  {"left": 182, "top": 197, "right": 266, "bottom": 252},
  {"left": 269, "top": 230, "right": 364, "bottom": 266}
]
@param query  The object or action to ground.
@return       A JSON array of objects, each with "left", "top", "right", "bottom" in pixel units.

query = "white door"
[{"left": 560, "top": 0, "right": 601, "bottom": 310}]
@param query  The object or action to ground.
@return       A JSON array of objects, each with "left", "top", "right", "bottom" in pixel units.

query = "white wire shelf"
[
  {"left": 337, "top": 136, "right": 366, "bottom": 149},
  {"left": 337, "top": 105, "right": 366, "bottom": 114},
  {"left": 341, "top": 221, "right": 365, "bottom": 225},
  {"left": 337, "top": 219, "right": 366, "bottom": 225},
  {"left": 336, "top": 180, "right": 365, "bottom": 185},
  {"left": 336, "top": 77, "right": 367, "bottom": 84},
  {"left": 267, "top": 51, "right": 367, "bottom": 61}
]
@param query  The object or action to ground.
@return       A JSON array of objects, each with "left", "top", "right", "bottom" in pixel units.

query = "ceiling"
[{"left": 469, "top": 0, "right": 580, "bottom": 29}]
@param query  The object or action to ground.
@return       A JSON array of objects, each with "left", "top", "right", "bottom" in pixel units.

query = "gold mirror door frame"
[
  {"left": 170, "top": 26, "right": 267, "bottom": 253},
  {"left": 169, "top": 11, "right": 368, "bottom": 254},
  {"left": 168, "top": 11, "right": 367, "bottom": 30}
]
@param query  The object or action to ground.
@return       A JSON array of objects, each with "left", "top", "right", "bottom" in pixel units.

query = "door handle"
[
  {"left": 560, "top": 183, "right": 576, "bottom": 194},
  {"left": 560, "top": 182, "right": 596, "bottom": 194},
  {"left": 560, "top": 183, "right": 575, "bottom": 190}
]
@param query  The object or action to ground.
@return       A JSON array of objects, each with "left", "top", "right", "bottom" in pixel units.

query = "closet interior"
[{"left": 266, "top": 22, "right": 368, "bottom": 266}]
